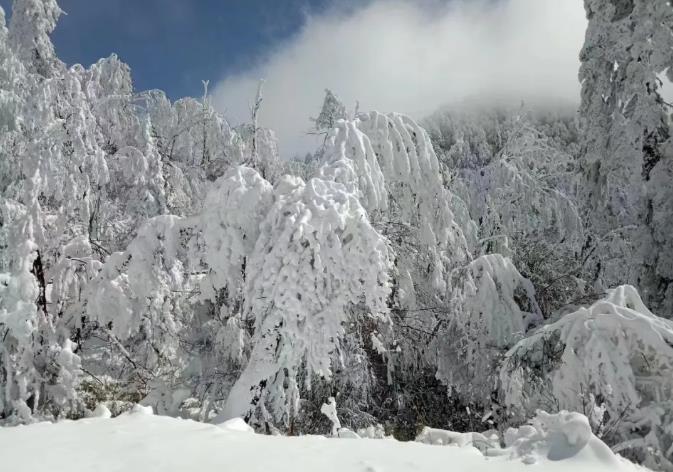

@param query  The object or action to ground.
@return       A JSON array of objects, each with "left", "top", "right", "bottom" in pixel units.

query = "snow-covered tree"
[
  {"left": 423, "top": 107, "right": 584, "bottom": 315},
  {"left": 434, "top": 254, "right": 541, "bottom": 407},
  {"left": 195, "top": 166, "right": 273, "bottom": 311},
  {"left": 0, "top": 199, "right": 80, "bottom": 423},
  {"left": 0, "top": 5, "right": 25, "bottom": 271},
  {"left": 313, "top": 89, "right": 347, "bottom": 133},
  {"left": 0, "top": 4, "right": 23, "bottom": 136},
  {"left": 220, "top": 172, "right": 392, "bottom": 427},
  {"left": 8, "top": 0, "right": 62, "bottom": 77},
  {"left": 319, "top": 111, "right": 537, "bottom": 434},
  {"left": 579, "top": 0, "right": 673, "bottom": 314},
  {"left": 184, "top": 166, "right": 274, "bottom": 411},
  {"left": 0, "top": 4, "right": 90, "bottom": 422},
  {"left": 324, "top": 111, "right": 477, "bottom": 301},
  {"left": 236, "top": 123, "right": 280, "bottom": 183},
  {"left": 501, "top": 285, "right": 673, "bottom": 471},
  {"left": 85, "top": 215, "right": 186, "bottom": 371}
]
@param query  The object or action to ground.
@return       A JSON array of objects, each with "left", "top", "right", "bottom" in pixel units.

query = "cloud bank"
[{"left": 212, "top": 0, "right": 588, "bottom": 158}]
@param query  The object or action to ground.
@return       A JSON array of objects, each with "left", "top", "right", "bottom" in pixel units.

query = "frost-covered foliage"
[
  {"left": 501, "top": 286, "right": 673, "bottom": 471},
  {"left": 356, "top": 111, "right": 477, "bottom": 287}
]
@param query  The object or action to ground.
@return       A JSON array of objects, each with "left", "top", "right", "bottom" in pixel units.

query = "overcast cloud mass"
[{"left": 212, "top": 0, "right": 588, "bottom": 158}]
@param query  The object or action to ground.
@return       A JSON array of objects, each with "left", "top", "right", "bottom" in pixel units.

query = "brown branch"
[{"left": 31, "top": 250, "right": 48, "bottom": 317}]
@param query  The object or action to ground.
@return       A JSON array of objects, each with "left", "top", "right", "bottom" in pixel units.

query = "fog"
[{"left": 212, "top": 0, "right": 588, "bottom": 158}]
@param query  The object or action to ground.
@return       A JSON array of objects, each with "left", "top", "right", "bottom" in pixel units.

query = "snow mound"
[
  {"left": 128, "top": 404, "right": 154, "bottom": 416},
  {"left": 0, "top": 411, "right": 644, "bottom": 472},
  {"left": 90, "top": 404, "right": 111, "bottom": 419},
  {"left": 416, "top": 426, "right": 497, "bottom": 452},
  {"left": 495, "top": 411, "right": 619, "bottom": 466},
  {"left": 215, "top": 417, "right": 254, "bottom": 434},
  {"left": 416, "top": 411, "right": 625, "bottom": 468}
]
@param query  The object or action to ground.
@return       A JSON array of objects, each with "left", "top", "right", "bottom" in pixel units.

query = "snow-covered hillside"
[{"left": 0, "top": 407, "right": 646, "bottom": 472}]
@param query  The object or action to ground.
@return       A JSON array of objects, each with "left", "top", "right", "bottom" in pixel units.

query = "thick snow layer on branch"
[
  {"left": 86, "top": 215, "right": 185, "bottom": 343},
  {"left": 434, "top": 254, "right": 542, "bottom": 404},
  {"left": 358, "top": 112, "right": 476, "bottom": 289},
  {"left": 196, "top": 166, "right": 273, "bottom": 302},
  {"left": 0, "top": 410, "right": 645, "bottom": 472},
  {"left": 221, "top": 172, "right": 392, "bottom": 423},
  {"left": 456, "top": 254, "right": 542, "bottom": 350},
  {"left": 8, "top": 0, "right": 62, "bottom": 76},
  {"left": 322, "top": 112, "right": 476, "bottom": 299},
  {"left": 320, "top": 119, "right": 388, "bottom": 216}
]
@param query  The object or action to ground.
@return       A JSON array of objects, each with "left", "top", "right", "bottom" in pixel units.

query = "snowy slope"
[{"left": 0, "top": 408, "right": 647, "bottom": 472}]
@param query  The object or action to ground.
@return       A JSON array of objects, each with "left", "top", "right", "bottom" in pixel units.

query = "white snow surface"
[{"left": 0, "top": 410, "right": 647, "bottom": 472}]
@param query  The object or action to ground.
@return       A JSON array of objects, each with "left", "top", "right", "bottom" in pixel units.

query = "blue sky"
[{"left": 0, "top": 0, "right": 341, "bottom": 99}]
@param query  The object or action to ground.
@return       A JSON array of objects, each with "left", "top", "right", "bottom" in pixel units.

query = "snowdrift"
[{"left": 0, "top": 408, "right": 645, "bottom": 472}]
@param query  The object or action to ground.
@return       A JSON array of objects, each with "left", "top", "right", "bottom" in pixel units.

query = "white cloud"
[{"left": 212, "top": 0, "right": 587, "bottom": 158}]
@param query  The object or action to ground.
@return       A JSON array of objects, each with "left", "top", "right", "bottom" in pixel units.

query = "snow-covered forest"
[{"left": 1, "top": 0, "right": 673, "bottom": 471}]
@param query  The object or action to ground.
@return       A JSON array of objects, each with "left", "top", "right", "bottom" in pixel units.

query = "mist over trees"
[{"left": 1, "top": 0, "right": 672, "bottom": 470}]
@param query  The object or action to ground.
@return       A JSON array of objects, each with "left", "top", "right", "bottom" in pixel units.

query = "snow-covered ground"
[{"left": 0, "top": 407, "right": 646, "bottom": 472}]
